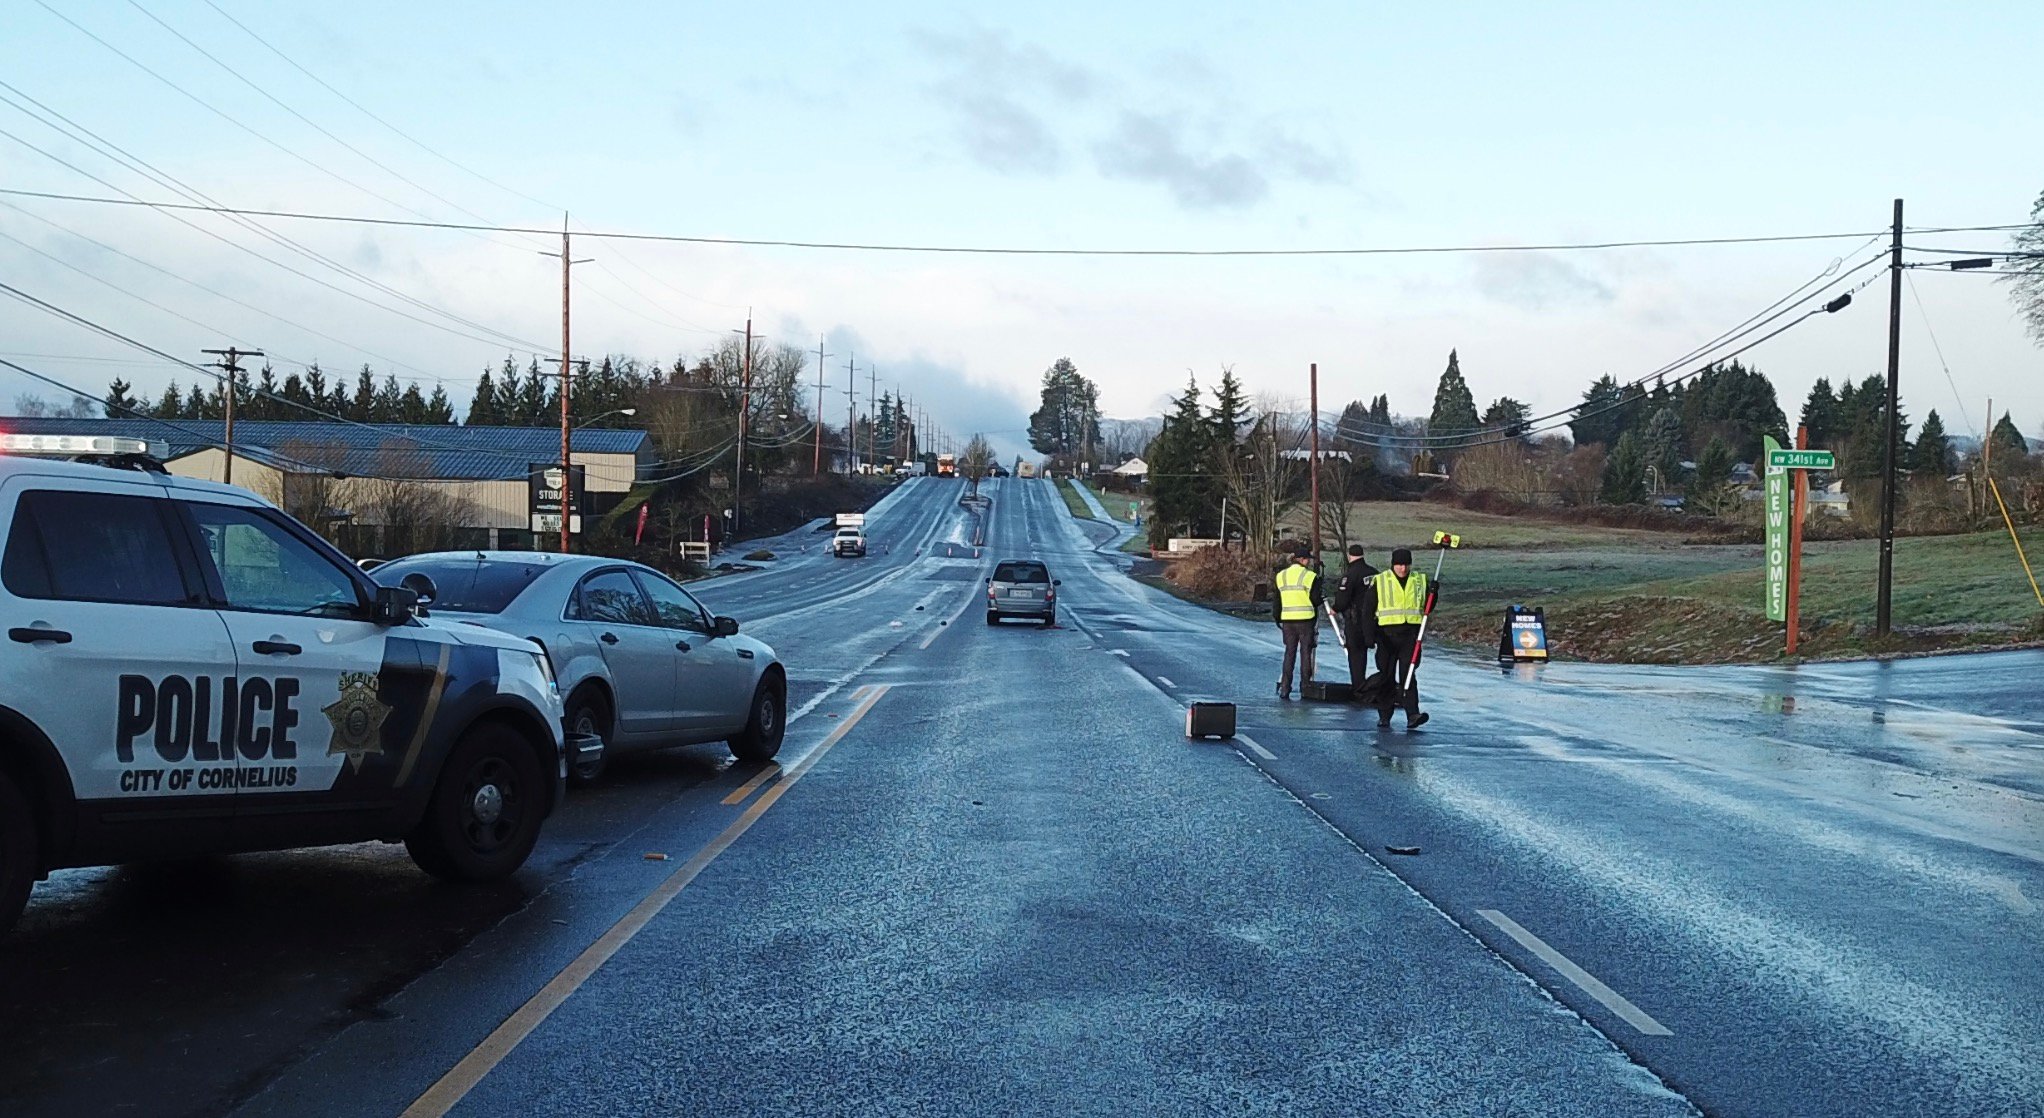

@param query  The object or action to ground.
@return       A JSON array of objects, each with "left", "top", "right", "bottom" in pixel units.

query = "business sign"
[
  {"left": 528, "top": 462, "right": 586, "bottom": 536},
  {"left": 1765, "top": 448, "right": 1835, "bottom": 470},
  {"left": 1763, "top": 435, "right": 1787, "bottom": 622}
]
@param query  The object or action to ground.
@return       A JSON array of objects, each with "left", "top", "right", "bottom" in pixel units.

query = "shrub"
[{"left": 1166, "top": 545, "right": 1285, "bottom": 600}]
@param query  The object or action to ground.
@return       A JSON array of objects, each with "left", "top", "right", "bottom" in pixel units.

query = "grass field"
[
  {"left": 1278, "top": 501, "right": 2044, "bottom": 663},
  {"left": 1055, "top": 477, "right": 1093, "bottom": 519}
]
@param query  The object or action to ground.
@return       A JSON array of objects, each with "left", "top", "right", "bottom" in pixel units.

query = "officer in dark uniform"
[{"left": 1329, "top": 543, "right": 1379, "bottom": 703}]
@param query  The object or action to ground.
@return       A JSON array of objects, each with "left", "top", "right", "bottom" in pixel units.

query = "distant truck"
[
  {"left": 831, "top": 512, "right": 867, "bottom": 558},
  {"left": 1016, "top": 460, "right": 1039, "bottom": 479},
  {"left": 936, "top": 453, "right": 957, "bottom": 478}
]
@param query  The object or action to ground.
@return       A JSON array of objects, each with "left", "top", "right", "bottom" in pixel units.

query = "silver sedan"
[{"left": 372, "top": 552, "right": 785, "bottom": 781}]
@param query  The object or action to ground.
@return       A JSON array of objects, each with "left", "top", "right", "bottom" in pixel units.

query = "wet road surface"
[{"left": 4, "top": 476, "right": 2039, "bottom": 1117}]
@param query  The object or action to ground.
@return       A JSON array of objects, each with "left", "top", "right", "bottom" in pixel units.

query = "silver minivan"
[{"left": 986, "top": 559, "right": 1058, "bottom": 626}]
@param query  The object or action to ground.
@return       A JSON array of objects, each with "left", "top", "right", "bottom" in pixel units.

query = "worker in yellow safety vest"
[
  {"left": 1271, "top": 543, "right": 1322, "bottom": 699},
  {"left": 1372, "top": 547, "right": 1430, "bottom": 729}
]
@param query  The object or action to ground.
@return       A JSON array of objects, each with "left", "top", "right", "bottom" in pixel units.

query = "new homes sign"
[{"left": 1762, "top": 435, "right": 1787, "bottom": 622}]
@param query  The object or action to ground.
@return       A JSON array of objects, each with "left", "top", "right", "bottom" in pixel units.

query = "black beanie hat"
[
  {"left": 1346, "top": 544, "right": 1365, "bottom": 557},
  {"left": 1391, "top": 547, "right": 1413, "bottom": 565}
]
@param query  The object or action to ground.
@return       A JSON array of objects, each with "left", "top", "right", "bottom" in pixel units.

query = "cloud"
[
  {"left": 915, "top": 29, "right": 1350, "bottom": 211},
  {"left": 1471, "top": 252, "right": 1616, "bottom": 311},
  {"left": 1092, "top": 111, "right": 1267, "bottom": 210}
]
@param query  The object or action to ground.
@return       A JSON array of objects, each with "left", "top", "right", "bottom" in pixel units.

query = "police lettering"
[{"left": 116, "top": 674, "right": 301, "bottom": 763}]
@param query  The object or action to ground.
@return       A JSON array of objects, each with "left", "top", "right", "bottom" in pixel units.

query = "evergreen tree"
[
  {"left": 375, "top": 375, "right": 405, "bottom": 422},
  {"left": 1367, "top": 394, "right": 1391, "bottom": 428},
  {"left": 1569, "top": 374, "right": 1632, "bottom": 448},
  {"left": 157, "top": 382, "right": 184, "bottom": 419},
  {"left": 1026, "top": 357, "right": 1101, "bottom": 461},
  {"left": 1911, "top": 410, "right": 1952, "bottom": 475},
  {"left": 1145, "top": 374, "right": 1218, "bottom": 547},
  {"left": 253, "top": 364, "right": 280, "bottom": 420},
  {"left": 350, "top": 366, "right": 377, "bottom": 421},
  {"left": 278, "top": 372, "right": 308, "bottom": 413},
  {"left": 304, "top": 363, "right": 328, "bottom": 415},
  {"left": 1690, "top": 435, "right": 1734, "bottom": 499},
  {"left": 1208, "top": 367, "right": 1250, "bottom": 447},
  {"left": 399, "top": 382, "right": 429, "bottom": 424},
  {"left": 1427, "top": 349, "right": 1481, "bottom": 453},
  {"left": 426, "top": 384, "right": 455, "bottom": 424},
  {"left": 104, "top": 378, "right": 140, "bottom": 418},
  {"left": 1599, "top": 430, "right": 1648, "bottom": 504},
  {"left": 467, "top": 370, "right": 498, "bottom": 425},
  {"left": 1989, "top": 411, "right": 2030, "bottom": 462},
  {"left": 1481, "top": 396, "right": 1530, "bottom": 438},
  {"left": 517, "top": 359, "right": 549, "bottom": 424},
  {"left": 1640, "top": 407, "right": 1685, "bottom": 490},
  {"left": 1800, "top": 377, "right": 1838, "bottom": 444}
]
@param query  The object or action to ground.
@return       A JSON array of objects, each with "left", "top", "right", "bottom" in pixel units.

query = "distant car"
[
  {"left": 986, "top": 559, "right": 1058, "bottom": 626},
  {"left": 988, "top": 465, "right": 1009, "bottom": 478},
  {"left": 372, "top": 553, "right": 785, "bottom": 781}
]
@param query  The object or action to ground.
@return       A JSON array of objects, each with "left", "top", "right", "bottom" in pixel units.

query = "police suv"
[{"left": 0, "top": 436, "right": 570, "bottom": 933}]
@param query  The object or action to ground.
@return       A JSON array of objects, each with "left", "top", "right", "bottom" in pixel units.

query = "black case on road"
[
  {"left": 1185, "top": 702, "right": 1236, "bottom": 740},
  {"left": 1301, "top": 680, "right": 1352, "bottom": 702}
]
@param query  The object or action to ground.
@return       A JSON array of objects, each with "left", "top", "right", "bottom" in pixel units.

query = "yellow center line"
[
  {"left": 719, "top": 761, "right": 782, "bottom": 806},
  {"left": 400, "top": 683, "right": 893, "bottom": 1118}
]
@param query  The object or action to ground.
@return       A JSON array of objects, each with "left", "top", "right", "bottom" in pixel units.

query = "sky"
[{"left": 2, "top": 0, "right": 2040, "bottom": 463}]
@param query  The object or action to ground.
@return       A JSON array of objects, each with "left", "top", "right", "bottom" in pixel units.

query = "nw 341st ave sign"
[{"left": 1765, "top": 449, "right": 1836, "bottom": 470}]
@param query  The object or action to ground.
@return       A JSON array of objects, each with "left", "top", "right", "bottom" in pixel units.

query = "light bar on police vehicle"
[{"left": 0, "top": 433, "right": 156, "bottom": 457}]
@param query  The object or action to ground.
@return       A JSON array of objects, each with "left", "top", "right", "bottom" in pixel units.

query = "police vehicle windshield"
[{"left": 372, "top": 557, "right": 547, "bottom": 614}]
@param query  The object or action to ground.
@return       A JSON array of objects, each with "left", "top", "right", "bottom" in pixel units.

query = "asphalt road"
[{"left": 4, "top": 475, "right": 2039, "bottom": 1117}]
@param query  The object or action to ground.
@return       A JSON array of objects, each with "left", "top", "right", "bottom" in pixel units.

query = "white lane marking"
[
  {"left": 1235, "top": 734, "right": 1276, "bottom": 761},
  {"left": 1156, "top": 675, "right": 1176, "bottom": 688},
  {"left": 920, "top": 585, "right": 982, "bottom": 650},
  {"left": 1475, "top": 909, "right": 1673, "bottom": 1037},
  {"left": 1110, "top": 648, "right": 1130, "bottom": 657}
]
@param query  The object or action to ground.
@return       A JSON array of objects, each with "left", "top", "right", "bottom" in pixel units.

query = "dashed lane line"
[
  {"left": 400, "top": 684, "right": 894, "bottom": 1118},
  {"left": 1235, "top": 733, "right": 1276, "bottom": 761},
  {"left": 719, "top": 762, "right": 782, "bottom": 806},
  {"left": 1475, "top": 909, "right": 1673, "bottom": 1037},
  {"left": 1156, "top": 675, "right": 1176, "bottom": 688}
]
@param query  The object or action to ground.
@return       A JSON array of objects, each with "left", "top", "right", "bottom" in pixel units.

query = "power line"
[{"left": 8, "top": 186, "right": 2032, "bottom": 257}]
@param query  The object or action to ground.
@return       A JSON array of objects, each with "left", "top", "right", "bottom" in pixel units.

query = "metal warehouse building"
[{"left": 0, "top": 417, "right": 654, "bottom": 554}]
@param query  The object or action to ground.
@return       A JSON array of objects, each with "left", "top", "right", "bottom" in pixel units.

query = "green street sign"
[{"left": 1766, "top": 449, "right": 1835, "bottom": 470}]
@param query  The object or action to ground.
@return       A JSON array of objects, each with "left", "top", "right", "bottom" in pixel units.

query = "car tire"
[
  {"left": 564, "top": 690, "right": 611, "bottom": 784},
  {"left": 1042, "top": 611, "right": 1055, "bottom": 627},
  {"left": 729, "top": 676, "right": 785, "bottom": 763},
  {"left": 0, "top": 770, "right": 36, "bottom": 934},
  {"left": 986, "top": 612, "right": 1000, "bottom": 626},
  {"left": 405, "top": 722, "right": 547, "bottom": 882}
]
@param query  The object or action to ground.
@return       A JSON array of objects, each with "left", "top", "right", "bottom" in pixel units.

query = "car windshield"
[
  {"left": 372, "top": 557, "right": 547, "bottom": 614},
  {"left": 993, "top": 562, "right": 1048, "bottom": 583}
]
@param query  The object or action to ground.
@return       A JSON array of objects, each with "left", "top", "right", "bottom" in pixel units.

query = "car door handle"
[
  {"left": 674, "top": 639, "right": 691, "bottom": 652},
  {"left": 251, "top": 639, "right": 302, "bottom": 656},
  {"left": 737, "top": 649, "right": 755, "bottom": 660},
  {"left": 9, "top": 627, "right": 71, "bottom": 644},
  {"left": 600, "top": 632, "right": 620, "bottom": 645}
]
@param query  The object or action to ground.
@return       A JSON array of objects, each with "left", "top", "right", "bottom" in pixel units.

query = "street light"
[{"left": 573, "top": 407, "right": 637, "bottom": 429}]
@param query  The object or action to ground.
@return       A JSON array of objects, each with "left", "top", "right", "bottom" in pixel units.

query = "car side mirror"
[
  {"left": 985, "top": 577, "right": 993, "bottom": 584},
  {"left": 713, "top": 616, "right": 740, "bottom": 637},
  {"left": 1053, "top": 579, "right": 1061, "bottom": 586},
  {"left": 373, "top": 584, "right": 420, "bottom": 625},
  {"left": 399, "top": 572, "right": 438, "bottom": 606}
]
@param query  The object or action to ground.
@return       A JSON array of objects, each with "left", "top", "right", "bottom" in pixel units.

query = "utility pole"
[
  {"left": 540, "top": 214, "right": 591, "bottom": 554},
  {"left": 734, "top": 313, "right": 753, "bottom": 541},
  {"left": 1877, "top": 198, "right": 1903, "bottom": 636},
  {"left": 201, "top": 346, "right": 262, "bottom": 486},
  {"left": 1308, "top": 363, "right": 1321, "bottom": 558},
  {"left": 867, "top": 362, "right": 879, "bottom": 469},
  {"left": 814, "top": 334, "right": 832, "bottom": 474},
  {"left": 843, "top": 353, "right": 857, "bottom": 475}
]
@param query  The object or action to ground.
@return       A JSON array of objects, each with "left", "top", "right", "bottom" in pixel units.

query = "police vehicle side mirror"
[
  {"left": 713, "top": 616, "right": 740, "bottom": 638},
  {"left": 373, "top": 585, "right": 420, "bottom": 625}
]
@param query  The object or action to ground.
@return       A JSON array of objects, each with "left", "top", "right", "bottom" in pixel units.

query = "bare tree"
[
  {"left": 1217, "top": 400, "right": 1306, "bottom": 551},
  {"left": 361, "top": 442, "right": 473, "bottom": 557},
  {"left": 1314, "top": 449, "right": 1362, "bottom": 549}
]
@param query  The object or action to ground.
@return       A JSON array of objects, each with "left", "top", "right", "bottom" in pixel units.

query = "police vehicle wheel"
[
  {"left": 0, "top": 770, "right": 35, "bottom": 933},
  {"left": 405, "top": 724, "right": 546, "bottom": 882},
  {"left": 729, "top": 677, "right": 785, "bottom": 763},
  {"left": 565, "top": 692, "right": 611, "bottom": 784}
]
